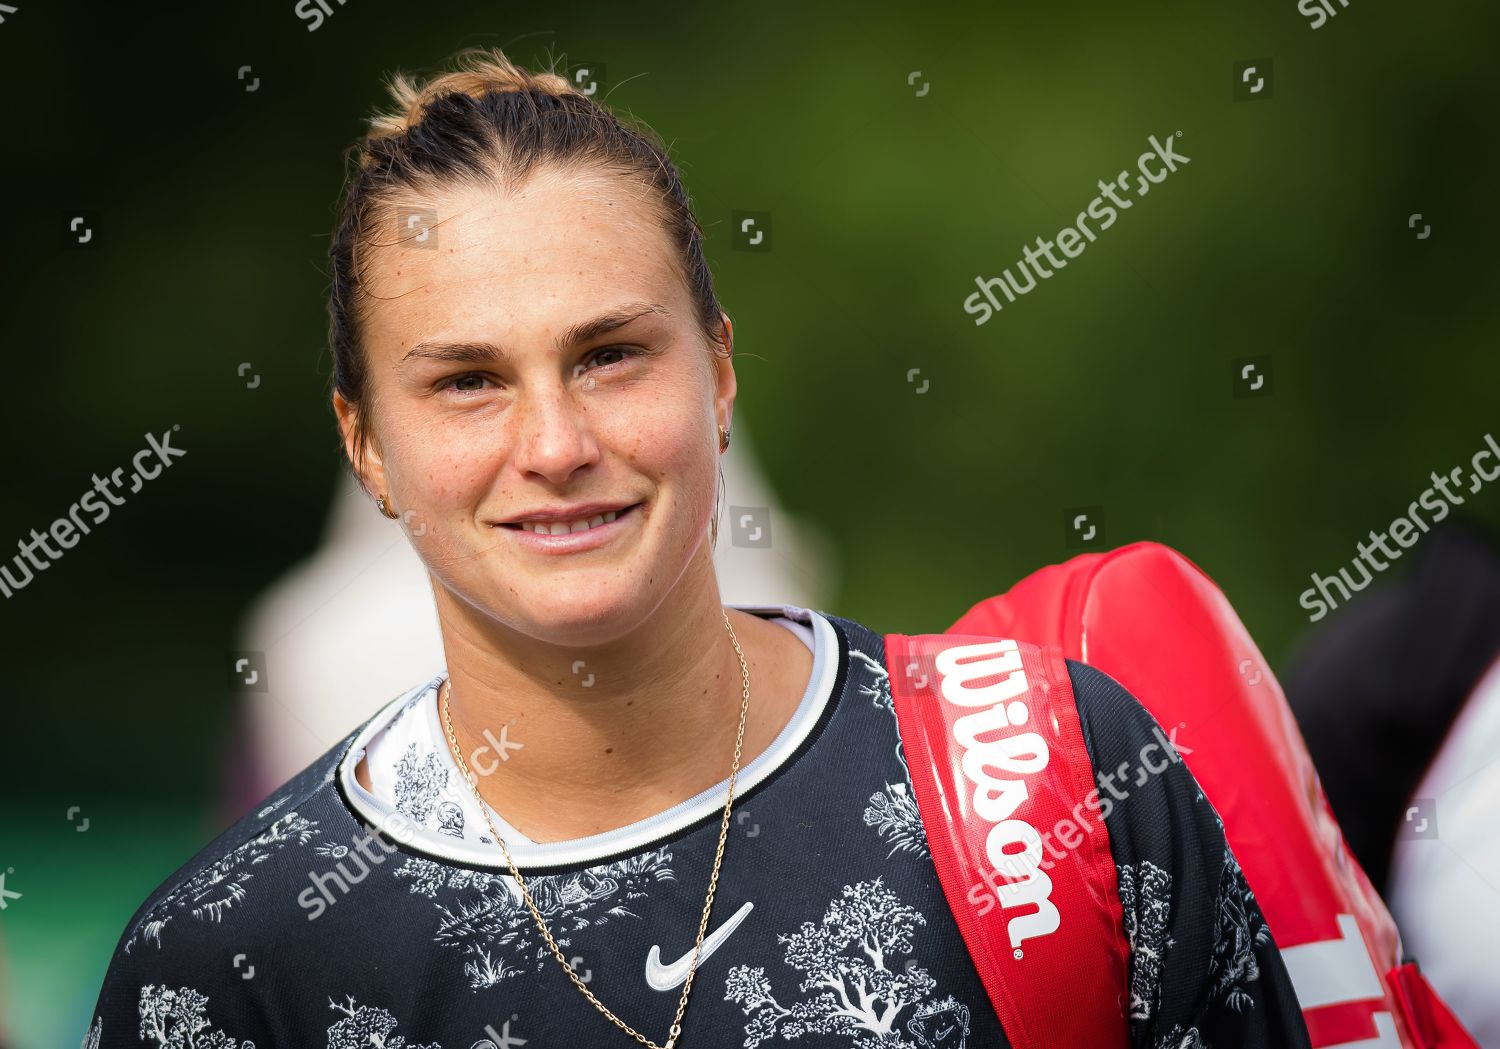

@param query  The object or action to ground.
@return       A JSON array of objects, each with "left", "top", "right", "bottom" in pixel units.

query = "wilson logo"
[{"left": 935, "top": 639, "right": 1060, "bottom": 950}]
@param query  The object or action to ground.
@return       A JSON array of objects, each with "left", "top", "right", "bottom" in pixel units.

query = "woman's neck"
[{"left": 430, "top": 566, "right": 813, "bottom": 843}]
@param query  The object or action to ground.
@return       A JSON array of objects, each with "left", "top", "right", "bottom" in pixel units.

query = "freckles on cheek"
[
  {"left": 383, "top": 400, "right": 520, "bottom": 524},
  {"left": 621, "top": 429, "right": 692, "bottom": 497},
  {"left": 386, "top": 425, "right": 488, "bottom": 509},
  {"left": 422, "top": 454, "right": 494, "bottom": 508}
]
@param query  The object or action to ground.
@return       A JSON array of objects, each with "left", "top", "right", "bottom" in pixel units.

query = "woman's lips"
[{"left": 498, "top": 502, "right": 642, "bottom": 553}]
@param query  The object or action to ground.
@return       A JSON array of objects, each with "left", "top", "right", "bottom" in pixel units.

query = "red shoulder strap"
[{"left": 884, "top": 632, "right": 1131, "bottom": 1049}]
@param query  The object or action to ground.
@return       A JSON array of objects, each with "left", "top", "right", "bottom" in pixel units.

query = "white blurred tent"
[
  {"left": 1387, "top": 654, "right": 1500, "bottom": 1048},
  {"left": 227, "top": 421, "right": 836, "bottom": 812}
]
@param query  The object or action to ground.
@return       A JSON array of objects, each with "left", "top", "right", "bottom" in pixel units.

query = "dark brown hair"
[{"left": 326, "top": 47, "right": 729, "bottom": 480}]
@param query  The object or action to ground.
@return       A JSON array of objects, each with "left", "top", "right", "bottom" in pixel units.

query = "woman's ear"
[
  {"left": 713, "top": 311, "right": 737, "bottom": 434},
  {"left": 333, "top": 390, "right": 389, "bottom": 500}
]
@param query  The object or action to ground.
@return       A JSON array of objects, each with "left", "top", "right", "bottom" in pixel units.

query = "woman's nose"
[{"left": 510, "top": 387, "right": 600, "bottom": 484}]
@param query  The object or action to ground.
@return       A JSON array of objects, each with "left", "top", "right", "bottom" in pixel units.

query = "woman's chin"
[
  {"left": 493, "top": 578, "right": 649, "bottom": 643},
  {"left": 520, "top": 607, "right": 645, "bottom": 648}
]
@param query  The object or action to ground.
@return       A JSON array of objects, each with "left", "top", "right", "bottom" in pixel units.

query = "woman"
[{"left": 86, "top": 48, "right": 1309, "bottom": 1049}]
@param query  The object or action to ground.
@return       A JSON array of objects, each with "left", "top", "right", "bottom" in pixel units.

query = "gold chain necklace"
[{"left": 439, "top": 607, "right": 751, "bottom": 1049}]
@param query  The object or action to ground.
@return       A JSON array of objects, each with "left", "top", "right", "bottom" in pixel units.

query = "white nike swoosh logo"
[{"left": 644, "top": 900, "right": 755, "bottom": 991}]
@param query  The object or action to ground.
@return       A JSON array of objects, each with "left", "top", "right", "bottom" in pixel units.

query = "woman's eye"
[
  {"left": 574, "top": 346, "right": 636, "bottom": 377},
  {"left": 442, "top": 349, "right": 639, "bottom": 393},
  {"left": 592, "top": 346, "right": 628, "bottom": 367},
  {"left": 443, "top": 372, "right": 492, "bottom": 395}
]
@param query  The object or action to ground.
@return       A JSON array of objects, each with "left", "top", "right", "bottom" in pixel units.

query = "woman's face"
[{"left": 337, "top": 170, "right": 735, "bottom": 646}]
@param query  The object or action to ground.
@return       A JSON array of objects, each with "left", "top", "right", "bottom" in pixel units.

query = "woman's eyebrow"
[
  {"left": 559, "top": 302, "right": 668, "bottom": 349},
  {"left": 399, "top": 302, "right": 669, "bottom": 366}
]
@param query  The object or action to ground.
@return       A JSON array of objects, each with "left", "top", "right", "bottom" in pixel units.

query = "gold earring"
[
  {"left": 719, "top": 424, "right": 731, "bottom": 451},
  {"left": 377, "top": 493, "right": 399, "bottom": 519}
]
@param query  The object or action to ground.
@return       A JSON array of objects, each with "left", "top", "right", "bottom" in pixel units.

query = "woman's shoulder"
[
  {"left": 83, "top": 684, "right": 447, "bottom": 1044},
  {"left": 108, "top": 703, "right": 393, "bottom": 959}
]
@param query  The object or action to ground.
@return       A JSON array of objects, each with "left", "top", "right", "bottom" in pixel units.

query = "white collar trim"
[{"left": 337, "top": 604, "right": 838, "bottom": 870}]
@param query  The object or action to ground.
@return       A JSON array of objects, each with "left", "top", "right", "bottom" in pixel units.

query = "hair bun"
[{"left": 365, "top": 47, "right": 581, "bottom": 143}]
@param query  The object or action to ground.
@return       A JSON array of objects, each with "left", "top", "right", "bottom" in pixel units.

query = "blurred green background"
[{"left": 2, "top": 2, "right": 1497, "bottom": 1046}]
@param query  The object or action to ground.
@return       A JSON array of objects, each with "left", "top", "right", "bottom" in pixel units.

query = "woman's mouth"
[{"left": 498, "top": 502, "right": 643, "bottom": 553}]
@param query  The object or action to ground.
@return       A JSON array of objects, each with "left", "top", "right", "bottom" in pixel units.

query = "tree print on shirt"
[
  {"left": 134, "top": 985, "right": 442, "bottom": 1049},
  {"left": 1210, "top": 849, "right": 1272, "bottom": 1014},
  {"left": 1116, "top": 859, "right": 1174, "bottom": 1023},
  {"left": 862, "top": 783, "right": 927, "bottom": 861},
  {"left": 126, "top": 810, "right": 318, "bottom": 952},
  {"left": 1154, "top": 1027, "right": 1208, "bottom": 1049},
  {"left": 326, "top": 995, "right": 442, "bottom": 1049},
  {"left": 850, "top": 648, "right": 894, "bottom": 718},
  {"left": 1116, "top": 849, "right": 1272, "bottom": 1049},
  {"left": 724, "top": 876, "right": 969, "bottom": 1048},
  {"left": 80, "top": 1016, "right": 102, "bottom": 1049},
  {"left": 851, "top": 647, "right": 930, "bottom": 862},
  {"left": 392, "top": 847, "right": 676, "bottom": 990},
  {"left": 394, "top": 855, "right": 502, "bottom": 899},
  {"left": 393, "top": 743, "right": 453, "bottom": 829},
  {"left": 137, "top": 985, "right": 255, "bottom": 1048}
]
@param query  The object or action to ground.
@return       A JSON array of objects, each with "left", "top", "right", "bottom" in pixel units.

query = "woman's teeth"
[{"left": 522, "top": 509, "right": 619, "bottom": 535}]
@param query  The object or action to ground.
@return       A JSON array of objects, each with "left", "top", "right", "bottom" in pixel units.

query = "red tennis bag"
[{"left": 883, "top": 541, "right": 1477, "bottom": 1049}]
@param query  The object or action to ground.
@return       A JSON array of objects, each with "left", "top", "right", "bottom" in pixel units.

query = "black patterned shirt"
[{"left": 85, "top": 605, "right": 1309, "bottom": 1049}]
